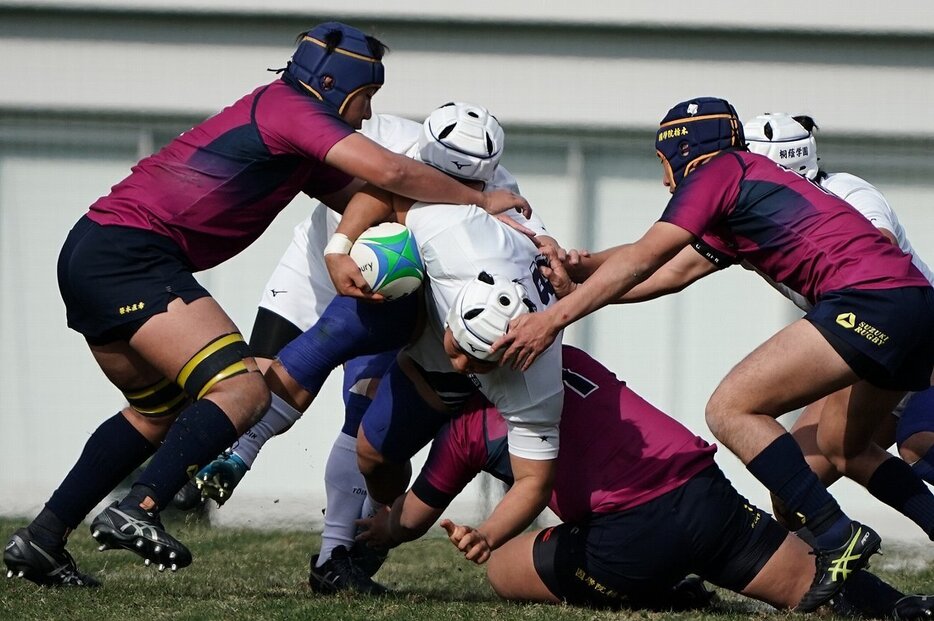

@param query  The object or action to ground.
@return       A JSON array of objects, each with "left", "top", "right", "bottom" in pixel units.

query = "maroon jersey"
[
  {"left": 412, "top": 346, "right": 717, "bottom": 522},
  {"left": 661, "top": 151, "right": 928, "bottom": 305},
  {"left": 87, "top": 80, "right": 354, "bottom": 270}
]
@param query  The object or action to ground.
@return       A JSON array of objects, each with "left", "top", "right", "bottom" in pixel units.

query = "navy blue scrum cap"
[{"left": 656, "top": 97, "right": 744, "bottom": 189}]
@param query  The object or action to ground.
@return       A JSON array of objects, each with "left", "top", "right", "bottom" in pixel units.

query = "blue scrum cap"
[
  {"left": 655, "top": 97, "right": 744, "bottom": 189},
  {"left": 283, "top": 22, "right": 385, "bottom": 114}
]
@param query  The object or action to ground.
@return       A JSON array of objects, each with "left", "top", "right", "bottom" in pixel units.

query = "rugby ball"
[{"left": 350, "top": 223, "right": 425, "bottom": 300}]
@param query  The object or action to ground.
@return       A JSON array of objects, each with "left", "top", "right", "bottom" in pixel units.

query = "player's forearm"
[
  {"left": 545, "top": 243, "right": 652, "bottom": 328},
  {"left": 334, "top": 186, "right": 394, "bottom": 241},
  {"left": 475, "top": 464, "right": 553, "bottom": 550},
  {"left": 389, "top": 492, "right": 443, "bottom": 546},
  {"left": 384, "top": 157, "right": 487, "bottom": 208}
]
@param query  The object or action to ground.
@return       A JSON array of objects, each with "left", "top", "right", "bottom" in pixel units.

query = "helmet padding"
[
  {"left": 446, "top": 272, "right": 531, "bottom": 362},
  {"left": 418, "top": 102, "right": 504, "bottom": 184},
  {"left": 744, "top": 113, "right": 819, "bottom": 180}
]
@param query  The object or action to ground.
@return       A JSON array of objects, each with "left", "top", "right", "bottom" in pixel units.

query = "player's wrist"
[{"left": 324, "top": 233, "right": 353, "bottom": 255}]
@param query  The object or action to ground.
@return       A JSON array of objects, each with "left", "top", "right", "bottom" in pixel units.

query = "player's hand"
[
  {"left": 539, "top": 251, "right": 577, "bottom": 299},
  {"left": 325, "top": 253, "right": 385, "bottom": 302},
  {"left": 355, "top": 506, "right": 395, "bottom": 549},
  {"left": 495, "top": 213, "right": 536, "bottom": 239},
  {"left": 479, "top": 188, "right": 532, "bottom": 219},
  {"left": 440, "top": 519, "right": 492, "bottom": 564},
  {"left": 492, "top": 311, "right": 560, "bottom": 371}
]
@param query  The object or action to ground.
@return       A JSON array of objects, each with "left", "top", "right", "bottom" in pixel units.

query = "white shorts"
[{"left": 257, "top": 204, "right": 340, "bottom": 332}]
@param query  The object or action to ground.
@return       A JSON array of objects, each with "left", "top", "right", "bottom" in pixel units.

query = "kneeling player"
[{"left": 358, "top": 345, "right": 932, "bottom": 618}]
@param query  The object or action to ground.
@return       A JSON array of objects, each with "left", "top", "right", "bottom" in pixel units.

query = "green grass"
[{"left": 2, "top": 515, "right": 931, "bottom": 621}]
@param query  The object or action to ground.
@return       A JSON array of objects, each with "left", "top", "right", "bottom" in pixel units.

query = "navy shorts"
[
  {"left": 806, "top": 286, "right": 934, "bottom": 391},
  {"left": 359, "top": 360, "right": 458, "bottom": 463},
  {"left": 57, "top": 216, "right": 209, "bottom": 344},
  {"left": 532, "top": 465, "right": 787, "bottom": 608}
]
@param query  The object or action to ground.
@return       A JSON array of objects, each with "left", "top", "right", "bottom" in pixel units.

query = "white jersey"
[
  {"left": 763, "top": 171, "right": 934, "bottom": 312},
  {"left": 258, "top": 113, "right": 543, "bottom": 331},
  {"left": 404, "top": 202, "right": 564, "bottom": 461}
]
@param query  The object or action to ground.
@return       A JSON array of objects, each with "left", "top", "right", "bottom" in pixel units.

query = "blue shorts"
[
  {"left": 360, "top": 360, "right": 456, "bottom": 463},
  {"left": 341, "top": 351, "right": 398, "bottom": 436},
  {"left": 532, "top": 465, "right": 787, "bottom": 607},
  {"left": 805, "top": 286, "right": 934, "bottom": 391},
  {"left": 896, "top": 387, "right": 934, "bottom": 445},
  {"left": 277, "top": 294, "right": 418, "bottom": 396},
  {"left": 57, "top": 216, "right": 209, "bottom": 344}
]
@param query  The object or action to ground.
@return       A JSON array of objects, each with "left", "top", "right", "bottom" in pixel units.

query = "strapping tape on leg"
[
  {"left": 124, "top": 378, "right": 188, "bottom": 418},
  {"left": 176, "top": 333, "right": 253, "bottom": 400}
]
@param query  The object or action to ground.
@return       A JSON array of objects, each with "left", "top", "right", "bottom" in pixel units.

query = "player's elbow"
[
  {"left": 396, "top": 515, "right": 431, "bottom": 542},
  {"left": 366, "top": 156, "right": 409, "bottom": 192}
]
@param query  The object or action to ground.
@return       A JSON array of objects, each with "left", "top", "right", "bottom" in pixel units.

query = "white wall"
[{"left": 1, "top": 4, "right": 932, "bottom": 544}]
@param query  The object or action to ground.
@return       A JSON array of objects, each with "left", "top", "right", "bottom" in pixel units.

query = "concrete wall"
[{"left": 1, "top": 2, "right": 932, "bottom": 543}]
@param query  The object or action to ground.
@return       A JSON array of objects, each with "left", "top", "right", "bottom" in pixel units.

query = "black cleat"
[
  {"left": 4, "top": 528, "right": 100, "bottom": 587},
  {"left": 895, "top": 595, "right": 934, "bottom": 620},
  {"left": 309, "top": 545, "right": 388, "bottom": 595},
  {"left": 89, "top": 502, "right": 192, "bottom": 572},
  {"left": 668, "top": 575, "right": 717, "bottom": 611},
  {"left": 171, "top": 480, "right": 205, "bottom": 512},
  {"left": 795, "top": 522, "right": 881, "bottom": 613},
  {"left": 348, "top": 539, "right": 389, "bottom": 578}
]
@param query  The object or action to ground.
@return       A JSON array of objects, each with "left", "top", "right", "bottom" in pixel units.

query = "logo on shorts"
[
  {"left": 118, "top": 301, "right": 146, "bottom": 315},
  {"left": 270, "top": 289, "right": 287, "bottom": 297},
  {"left": 836, "top": 312, "right": 856, "bottom": 329},
  {"left": 835, "top": 312, "right": 889, "bottom": 346}
]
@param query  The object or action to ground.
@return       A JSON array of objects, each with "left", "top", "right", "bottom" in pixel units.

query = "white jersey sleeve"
[{"left": 822, "top": 172, "right": 934, "bottom": 287}]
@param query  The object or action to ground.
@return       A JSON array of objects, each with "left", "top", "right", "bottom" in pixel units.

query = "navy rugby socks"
[
  {"left": 747, "top": 433, "right": 850, "bottom": 547},
  {"left": 127, "top": 399, "right": 237, "bottom": 511},
  {"left": 867, "top": 456, "right": 934, "bottom": 540},
  {"left": 38, "top": 412, "right": 156, "bottom": 547}
]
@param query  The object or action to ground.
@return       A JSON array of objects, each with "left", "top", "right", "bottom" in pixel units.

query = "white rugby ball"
[{"left": 350, "top": 222, "right": 425, "bottom": 300}]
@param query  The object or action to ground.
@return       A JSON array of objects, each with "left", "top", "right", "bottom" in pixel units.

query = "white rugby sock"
[
  {"left": 317, "top": 432, "right": 368, "bottom": 566},
  {"left": 232, "top": 393, "right": 303, "bottom": 468}
]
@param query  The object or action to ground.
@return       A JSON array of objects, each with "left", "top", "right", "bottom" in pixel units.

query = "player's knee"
[
  {"left": 356, "top": 440, "right": 386, "bottom": 477},
  {"left": 175, "top": 333, "right": 269, "bottom": 431},
  {"left": 486, "top": 554, "right": 510, "bottom": 599},
  {"left": 898, "top": 432, "right": 932, "bottom": 465},
  {"left": 704, "top": 397, "right": 728, "bottom": 439}
]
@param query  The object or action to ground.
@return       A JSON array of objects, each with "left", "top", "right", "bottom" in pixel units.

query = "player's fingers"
[
  {"left": 520, "top": 349, "right": 540, "bottom": 372},
  {"left": 440, "top": 519, "right": 461, "bottom": 542},
  {"left": 494, "top": 213, "right": 536, "bottom": 239}
]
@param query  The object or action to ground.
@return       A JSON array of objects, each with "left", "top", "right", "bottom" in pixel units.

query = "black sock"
[
  {"left": 909, "top": 445, "right": 934, "bottom": 486},
  {"left": 867, "top": 456, "right": 934, "bottom": 539},
  {"left": 28, "top": 507, "right": 70, "bottom": 551},
  {"left": 746, "top": 434, "right": 846, "bottom": 540},
  {"left": 129, "top": 399, "right": 238, "bottom": 510},
  {"left": 834, "top": 570, "right": 903, "bottom": 619},
  {"left": 42, "top": 413, "right": 156, "bottom": 534}
]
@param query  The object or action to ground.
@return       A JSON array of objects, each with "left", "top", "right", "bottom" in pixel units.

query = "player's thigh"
[
  {"left": 709, "top": 319, "right": 858, "bottom": 418},
  {"left": 359, "top": 361, "right": 454, "bottom": 463},
  {"left": 487, "top": 530, "right": 558, "bottom": 603},
  {"left": 816, "top": 381, "right": 904, "bottom": 456},
  {"left": 129, "top": 296, "right": 251, "bottom": 378},
  {"left": 739, "top": 533, "right": 814, "bottom": 610}
]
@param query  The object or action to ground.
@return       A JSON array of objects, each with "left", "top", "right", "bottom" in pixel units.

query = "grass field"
[{"left": 2, "top": 514, "right": 932, "bottom": 621}]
